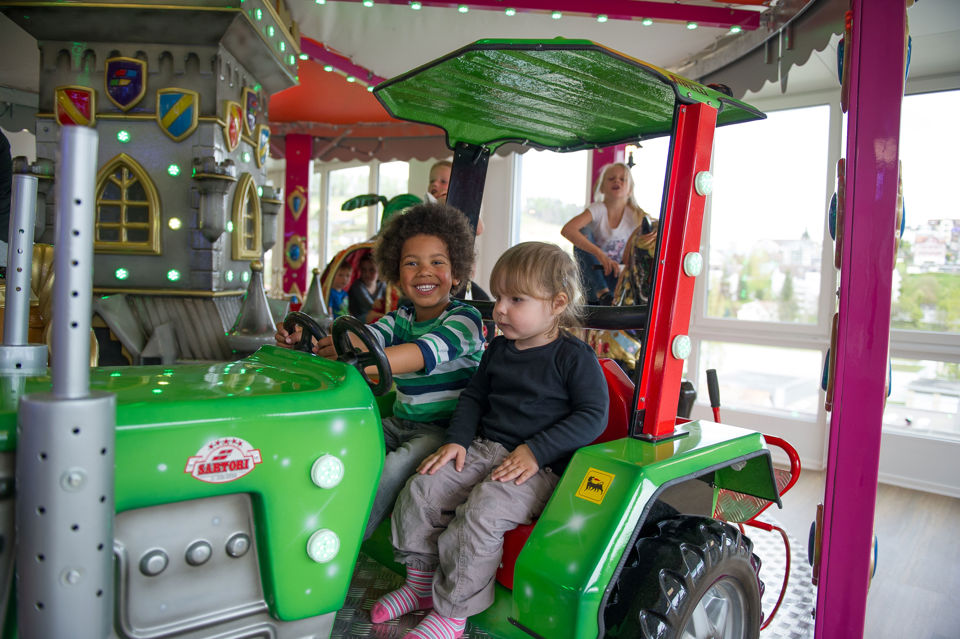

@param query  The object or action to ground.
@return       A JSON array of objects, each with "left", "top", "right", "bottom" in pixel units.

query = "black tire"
[{"left": 603, "top": 515, "right": 762, "bottom": 639}]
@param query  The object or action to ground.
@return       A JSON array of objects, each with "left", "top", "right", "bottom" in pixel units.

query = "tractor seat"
[{"left": 496, "top": 358, "right": 631, "bottom": 589}]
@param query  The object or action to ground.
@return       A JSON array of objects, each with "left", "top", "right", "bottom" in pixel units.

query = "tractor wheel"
[{"left": 603, "top": 515, "right": 763, "bottom": 639}]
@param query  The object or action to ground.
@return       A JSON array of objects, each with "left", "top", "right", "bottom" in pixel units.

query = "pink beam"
[
  {"left": 299, "top": 37, "right": 387, "bottom": 86},
  {"left": 814, "top": 1, "right": 905, "bottom": 638},
  {"left": 321, "top": 0, "right": 761, "bottom": 30},
  {"left": 589, "top": 145, "right": 627, "bottom": 192}
]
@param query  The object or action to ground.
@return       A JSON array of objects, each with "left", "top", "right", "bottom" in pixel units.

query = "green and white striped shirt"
[{"left": 369, "top": 299, "right": 484, "bottom": 424}]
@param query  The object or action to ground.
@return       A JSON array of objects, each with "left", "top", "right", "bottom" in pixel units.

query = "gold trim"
[
  {"left": 222, "top": 100, "right": 242, "bottom": 152},
  {"left": 94, "top": 153, "right": 162, "bottom": 255},
  {"left": 232, "top": 173, "right": 262, "bottom": 261},
  {"left": 156, "top": 87, "right": 199, "bottom": 142},
  {"left": 193, "top": 172, "right": 237, "bottom": 182},
  {"left": 94, "top": 287, "right": 244, "bottom": 298},
  {"left": 103, "top": 56, "right": 147, "bottom": 112},
  {"left": 55, "top": 85, "right": 97, "bottom": 127}
]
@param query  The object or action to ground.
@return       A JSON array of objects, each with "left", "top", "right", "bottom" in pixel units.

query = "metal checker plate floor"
[{"left": 331, "top": 513, "right": 815, "bottom": 638}]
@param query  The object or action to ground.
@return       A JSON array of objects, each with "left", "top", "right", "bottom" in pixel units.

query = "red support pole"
[
  {"left": 637, "top": 103, "right": 716, "bottom": 438},
  {"left": 283, "top": 134, "right": 311, "bottom": 306},
  {"left": 815, "top": 1, "right": 905, "bottom": 637}
]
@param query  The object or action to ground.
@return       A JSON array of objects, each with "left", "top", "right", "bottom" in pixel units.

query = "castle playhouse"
[{"left": 0, "top": 0, "right": 297, "bottom": 362}]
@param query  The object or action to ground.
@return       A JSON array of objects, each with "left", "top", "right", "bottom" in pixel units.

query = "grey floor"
[{"left": 331, "top": 513, "right": 816, "bottom": 639}]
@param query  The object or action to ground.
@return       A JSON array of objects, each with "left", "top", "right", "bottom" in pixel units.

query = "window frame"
[{"left": 94, "top": 153, "right": 161, "bottom": 255}]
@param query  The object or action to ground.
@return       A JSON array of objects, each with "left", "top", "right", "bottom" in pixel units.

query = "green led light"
[
  {"left": 597, "top": 14, "right": 608, "bottom": 23},
  {"left": 152, "top": 388, "right": 163, "bottom": 394},
  {"left": 686, "top": 21, "right": 698, "bottom": 29},
  {"left": 458, "top": 4, "right": 468, "bottom": 13},
  {"left": 279, "top": 41, "right": 286, "bottom": 52},
  {"left": 110, "top": 371, "right": 122, "bottom": 377},
  {"left": 116, "top": 130, "right": 131, "bottom": 143},
  {"left": 257, "top": 186, "right": 263, "bottom": 197},
  {"left": 346, "top": 75, "right": 356, "bottom": 83},
  {"left": 505, "top": 7, "right": 516, "bottom": 16},
  {"left": 287, "top": 54, "right": 296, "bottom": 65},
  {"left": 254, "top": 83, "right": 262, "bottom": 92},
  {"left": 410, "top": 1, "right": 421, "bottom": 8},
  {"left": 315, "top": 0, "right": 325, "bottom": 4},
  {"left": 362, "top": 0, "right": 373, "bottom": 6},
  {"left": 299, "top": 53, "right": 309, "bottom": 60},
  {"left": 551, "top": 11, "right": 562, "bottom": 19},
  {"left": 254, "top": 8, "right": 262, "bottom": 20},
  {"left": 267, "top": 25, "right": 275, "bottom": 37},
  {"left": 242, "top": 271, "right": 250, "bottom": 282},
  {"left": 242, "top": 151, "right": 251, "bottom": 163},
  {"left": 226, "top": 270, "right": 234, "bottom": 282},
  {"left": 730, "top": 25, "right": 743, "bottom": 33},
  {"left": 167, "top": 164, "right": 181, "bottom": 177},
  {"left": 167, "top": 269, "right": 181, "bottom": 282},
  {"left": 114, "top": 267, "right": 129, "bottom": 280},
  {"left": 642, "top": 17, "right": 653, "bottom": 26},
  {"left": 367, "top": 86, "right": 375, "bottom": 92},
  {"left": 227, "top": 221, "right": 235, "bottom": 233},
  {"left": 168, "top": 217, "right": 182, "bottom": 230},
  {"left": 323, "top": 64, "right": 334, "bottom": 72}
]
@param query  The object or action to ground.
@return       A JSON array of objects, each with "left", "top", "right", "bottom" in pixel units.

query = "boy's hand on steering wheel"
[
  {"left": 313, "top": 335, "right": 336, "bottom": 358},
  {"left": 492, "top": 444, "right": 540, "bottom": 485},
  {"left": 274, "top": 322, "right": 300, "bottom": 349},
  {"left": 418, "top": 443, "right": 466, "bottom": 475}
]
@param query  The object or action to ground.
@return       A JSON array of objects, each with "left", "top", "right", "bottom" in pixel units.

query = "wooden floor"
[{"left": 772, "top": 469, "right": 960, "bottom": 639}]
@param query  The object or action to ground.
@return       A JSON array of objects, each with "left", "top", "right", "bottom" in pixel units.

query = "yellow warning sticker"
[{"left": 575, "top": 468, "right": 614, "bottom": 504}]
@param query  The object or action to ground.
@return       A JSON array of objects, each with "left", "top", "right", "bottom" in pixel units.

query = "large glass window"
[
  {"left": 326, "top": 166, "right": 371, "bottom": 257},
  {"left": 891, "top": 89, "right": 960, "bottom": 333},
  {"left": 517, "top": 150, "right": 588, "bottom": 250},
  {"left": 378, "top": 161, "right": 410, "bottom": 201},
  {"left": 883, "top": 357, "right": 960, "bottom": 441},
  {"left": 707, "top": 105, "right": 829, "bottom": 324},
  {"left": 699, "top": 341, "right": 822, "bottom": 416},
  {"left": 627, "top": 138, "right": 670, "bottom": 222}
]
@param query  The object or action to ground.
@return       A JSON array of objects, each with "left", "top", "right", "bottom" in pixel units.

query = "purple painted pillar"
[{"left": 815, "top": 2, "right": 905, "bottom": 638}]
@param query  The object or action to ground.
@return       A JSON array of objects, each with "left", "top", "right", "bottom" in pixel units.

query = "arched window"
[
  {"left": 232, "top": 172, "right": 262, "bottom": 261},
  {"left": 95, "top": 154, "right": 161, "bottom": 254}
]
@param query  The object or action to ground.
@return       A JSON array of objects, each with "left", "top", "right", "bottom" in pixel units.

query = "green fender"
[
  {"left": 0, "top": 345, "right": 385, "bottom": 621},
  {"left": 507, "top": 420, "right": 778, "bottom": 639}
]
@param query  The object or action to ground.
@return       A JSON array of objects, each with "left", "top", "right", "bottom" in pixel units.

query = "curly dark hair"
[{"left": 373, "top": 202, "right": 475, "bottom": 295}]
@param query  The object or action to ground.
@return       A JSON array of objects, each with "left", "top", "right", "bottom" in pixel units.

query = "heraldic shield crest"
[
  {"left": 223, "top": 101, "right": 243, "bottom": 152},
  {"left": 243, "top": 87, "right": 259, "bottom": 136},
  {"left": 156, "top": 88, "right": 199, "bottom": 142},
  {"left": 55, "top": 86, "right": 96, "bottom": 127},
  {"left": 105, "top": 57, "right": 146, "bottom": 111},
  {"left": 255, "top": 125, "right": 270, "bottom": 168}
]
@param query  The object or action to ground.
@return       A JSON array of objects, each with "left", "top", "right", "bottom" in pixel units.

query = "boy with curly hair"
[{"left": 276, "top": 203, "right": 485, "bottom": 537}]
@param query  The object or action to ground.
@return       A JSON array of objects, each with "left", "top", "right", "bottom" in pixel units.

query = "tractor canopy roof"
[{"left": 374, "top": 38, "right": 765, "bottom": 153}]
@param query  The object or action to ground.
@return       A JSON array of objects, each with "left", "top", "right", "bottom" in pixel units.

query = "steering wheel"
[
  {"left": 331, "top": 315, "right": 393, "bottom": 396},
  {"left": 282, "top": 311, "right": 329, "bottom": 353}
]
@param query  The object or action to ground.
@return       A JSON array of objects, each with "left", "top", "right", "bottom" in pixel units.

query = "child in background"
[
  {"left": 426, "top": 159, "right": 485, "bottom": 237},
  {"left": 348, "top": 253, "right": 386, "bottom": 323},
  {"left": 328, "top": 263, "right": 352, "bottom": 317},
  {"left": 275, "top": 203, "right": 485, "bottom": 539},
  {"left": 371, "top": 242, "right": 608, "bottom": 639}
]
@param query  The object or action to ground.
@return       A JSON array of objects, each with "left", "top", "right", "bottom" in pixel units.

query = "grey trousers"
[
  {"left": 391, "top": 438, "right": 559, "bottom": 618},
  {"left": 364, "top": 417, "right": 447, "bottom": 540}
]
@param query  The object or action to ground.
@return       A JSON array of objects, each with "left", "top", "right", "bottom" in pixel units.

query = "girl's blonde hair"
[
  {"left": 593, "top": 162, "right": 647, "bottom": 226},
  {"left": 489, "top": 242, "right": 584, "bottom": 330}
]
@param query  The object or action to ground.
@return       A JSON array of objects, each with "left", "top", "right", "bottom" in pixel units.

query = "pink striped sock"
[
  {"left": 402, "top": 610, "right": 467, "bottom": 639},
  {"left": 370, "top": 567, "right": 434, "bottom": 624}
]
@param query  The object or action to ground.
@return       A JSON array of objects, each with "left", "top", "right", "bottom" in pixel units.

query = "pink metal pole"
[{"left": 814, "top": 1, "right": 905, "bottom": 637}]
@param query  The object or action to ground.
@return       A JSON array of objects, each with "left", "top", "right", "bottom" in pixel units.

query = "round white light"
[
  {"left": 311, "top": 454, "right": 345, "bottom": 489},
  {"left": 683, "top": 252, "right": 703, "bottom": 277},
  {"left": 307, "top": 529, "right": 340, "bottom": 563},
  {"left": 695, "top": 170, "right": 713, "bottom": 196},
  {"left": 672, "top": 335, "right": 692, "bottom": 360}
]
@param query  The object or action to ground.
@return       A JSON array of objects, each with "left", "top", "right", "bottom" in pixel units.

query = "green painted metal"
[
  {"left": 509, "top": 420, "right": 776, "bottom": 639},
  {"left": 374, "top": 38, "right": 764, "bottom": 153},
  {"left": 0, "top": 346, "right": 385, "bottom": 621}
]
